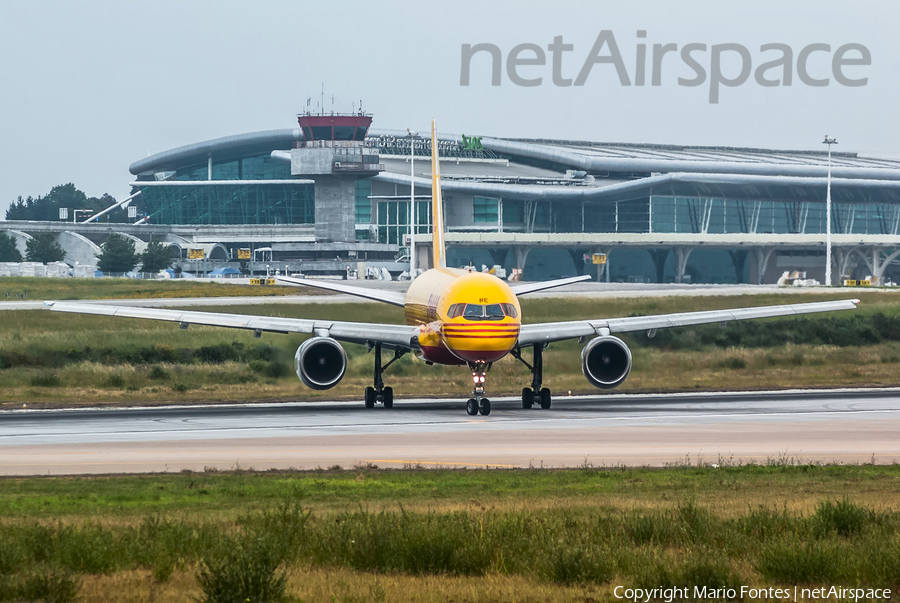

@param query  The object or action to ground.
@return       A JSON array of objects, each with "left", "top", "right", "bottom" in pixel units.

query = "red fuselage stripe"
[
  {"left": 444, "top": 334, "right": 518, "bottom": 339},
  {"left": 443, "top": 329, "right": 519, "bottom": 335}
]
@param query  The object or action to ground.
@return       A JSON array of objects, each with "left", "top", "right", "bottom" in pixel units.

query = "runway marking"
[{"left": 5, "top": 407, "right": 900, "bottom": 442}]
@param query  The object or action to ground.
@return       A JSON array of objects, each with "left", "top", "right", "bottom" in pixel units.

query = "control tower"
[{"left": 291, "top": 112, "right": 383, "bottom": 243}]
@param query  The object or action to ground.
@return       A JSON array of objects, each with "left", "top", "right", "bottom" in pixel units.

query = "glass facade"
[
  {"left": 645, "top": 196, "right": 900, "bottom": 236},
  {"left": 139, "top": 153, "right": 315, "bottom": 225},
  {"left": 139, "top": 183, "right": 314, "bottom": 225},
  {"left": 355, "top": 180, "right": 372, "bottom": 223},
  {"left": 466, "top": 196, "right": 900, "bottom": 237},
  {"left": 376, "top": 200, "right": 431, "bottom": 244},
  {"left": 473, "top": 196, "right": 499, "bottom": 223},
  {"left": 175, "top": 154, "right": 292, "bottom": 181}
]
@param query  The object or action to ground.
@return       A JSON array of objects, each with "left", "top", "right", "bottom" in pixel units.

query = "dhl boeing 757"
[{"left": 47, "top": 121, "right": 860, "bottom": 416}]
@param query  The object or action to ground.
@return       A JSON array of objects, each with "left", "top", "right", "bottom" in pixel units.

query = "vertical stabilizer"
[{"left": 431, "top": 119, "right": 447, "bottom": 269}]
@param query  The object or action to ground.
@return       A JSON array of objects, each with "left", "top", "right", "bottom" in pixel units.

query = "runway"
[{"left": 2, "top": 388, "right": 899, "bottom": 475}]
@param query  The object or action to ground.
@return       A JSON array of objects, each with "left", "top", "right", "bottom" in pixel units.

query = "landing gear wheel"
[
  {"left": 479, "top": 398, "right": 491, "bottom": 416},
  {"left": 466, "top": 398, "right": 478, "bottom": 416},
  {"left": 364, "top": 386, "right": 376, "bottom": 409},
  {"left": 383, "top": 386, "right": 394, "bottom": 409},
  {"left": 540, "top": 387, "right": 551, "bottom": 409},
  {"left": 521, "top": 387, "right": 533, "bottom": 409}
]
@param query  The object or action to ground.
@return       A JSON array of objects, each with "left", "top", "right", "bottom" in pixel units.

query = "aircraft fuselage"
[{"left": 404, "top": 268, "right": 521, "bottom": 365}]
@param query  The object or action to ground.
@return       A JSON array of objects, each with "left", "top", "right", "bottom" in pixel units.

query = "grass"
[
  {"left": 3, "top": 290, "right": 900, "bottom": 407},
  {"left": 0, "top": 276, "right": 325, "bottom": 301},
  {"left": 1, "top": 465, "right": 899, "bottom": 601}
]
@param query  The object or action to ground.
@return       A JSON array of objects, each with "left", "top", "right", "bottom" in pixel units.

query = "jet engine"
[
  {"left": 294, "top": 337, "right": 347, "bottom": 390},
  {"left": 581, "top": 335, "right": 632, "bottom": 389}
]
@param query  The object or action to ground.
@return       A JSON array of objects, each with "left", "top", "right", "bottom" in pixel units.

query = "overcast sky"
[{"left": 1, "top": 0, "right": 897, "bottom": 215}]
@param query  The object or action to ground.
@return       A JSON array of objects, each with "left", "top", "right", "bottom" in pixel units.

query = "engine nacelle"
[
  {"left": 294, "top": 337, "right": 347, "bottom": 390},
  {"left": 581, "top": 335, "right": 632, "bottom": 389}
]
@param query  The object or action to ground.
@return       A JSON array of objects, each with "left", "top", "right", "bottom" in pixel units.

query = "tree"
[
  {"left": 0, "top": 232, "right": 23, "bottom": 262},
  {"left": 96, "top": 234, "right": 139, "bottom": 273},
  {"left": 25, "top": 234, "right": 65, "bottom": 264},
  {"left": 5, "top": 183, "right": 146, "bottom": 223},
  {"left": 140, "top": 241, "right": 179, "bottom": 273}
]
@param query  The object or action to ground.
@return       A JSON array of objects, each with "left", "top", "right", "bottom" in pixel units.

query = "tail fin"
[{"left": 431, "top": 119, "right": 447, "bottom": 269}]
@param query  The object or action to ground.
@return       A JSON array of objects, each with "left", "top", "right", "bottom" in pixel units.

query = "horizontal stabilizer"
[
  {"left": 509, "top": 274, "right": 592, "bottom": 296},
  {"left": 276, "top": 275, "right": 407, "bottom": 307}
]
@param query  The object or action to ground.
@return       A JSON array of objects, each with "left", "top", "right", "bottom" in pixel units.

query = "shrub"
[
  {"left": 626, "top": 514, "right": 673, "bottom": 545},
  {"left": 30, "top": 372, "right": 60, "bottom": 387},
  {"left": 755, "top": 541, "right": 848, "bottom": 583},
  {"left": 814, "top": 499, "right": 869, "bottom": 537},
  {"left": 264, "top": 361, "right": 291, "bottom": 379},
  {"left": 677, "top": 560, "right": 739, "bottom": 600},
  {"left": 104, "top": 374, "right": 126, "bottom": 389},
  {"left": 545, "top": 546, "right": 613, "bottom": 585},
  {"left": 56, "top": 524, "right": 119, "bottom": 574},
  {"left": 676, "top": 500, "right": 712, "bottom": 544},
  {"left": 637, "top": 313, "right": 900, "bottom": 351},
  {"left": 739, "top": 507, "right": 802, "bottom": 540},
  {"left": 149, "top": 366, "right": 170, "bottom": 380},
  {"left": 196, "top": 536, "right": 287, "bottom": 603},
  {"left": 5, "top": 570, "right": 80, "bottom": 603},
  {"left": 196, "top": 343, "right": 246, "bottom": 364},
  {"left": 249, "top": 360, "right": 291, "bottom": 379},
  {"left": 719, "top": 357, "right": 746, "bottom": 370}
]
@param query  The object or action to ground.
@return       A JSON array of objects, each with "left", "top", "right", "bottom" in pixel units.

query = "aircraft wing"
[
  {"left": 45, "top": 302, "right": 420, "bottom": 349},
  {"left": 516, "top": 298, "right": 860, "bottom": 347},
  {"left": 508, "top": 274, "right": 592, "bottom": 296},
  {"left": 276, "top": 275, "right": 407, "bottom": 307}
]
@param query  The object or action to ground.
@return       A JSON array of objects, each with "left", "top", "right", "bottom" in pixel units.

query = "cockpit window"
[
  {"left": 463, "top": 304, "right": 485, "bottom": 319},
  {"left": 501, "top": 303, "right": 518, "bottom": 318},
  {"left": 459, "top": 303, "right": 513, "bottom": 321},
  {"left": 485, "top": 304, "right": 505, "bottom": 319}
]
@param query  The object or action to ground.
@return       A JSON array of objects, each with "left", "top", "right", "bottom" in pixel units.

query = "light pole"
[
  {"left": 823, "top": 135, "right": 837, "bottom": 285},
  {"left": 407, "top": 129, "right": 420, "bottom": 278}
]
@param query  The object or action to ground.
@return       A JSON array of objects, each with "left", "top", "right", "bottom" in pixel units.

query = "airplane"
[{"left": 47, "top": 120, "right": 860, "bottom": 416}]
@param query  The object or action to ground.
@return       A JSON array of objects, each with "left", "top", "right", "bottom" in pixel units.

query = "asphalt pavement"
[{"left": 2, "top": 388, "right": 898, "bottom": 475}]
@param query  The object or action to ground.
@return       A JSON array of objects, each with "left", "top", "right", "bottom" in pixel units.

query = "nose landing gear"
[{"left": 466, "top": 362, "right": 492, "bottom": 416}]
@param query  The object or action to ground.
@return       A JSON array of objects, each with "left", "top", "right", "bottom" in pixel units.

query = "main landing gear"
[
  {"left": 364, "top": 342, "right": 406, "bottom": 409},
  {"left": 510, "top": 343, "right": 551, "bottom": 410},
  {"left": 466, "top": 361, "right": 492, "bottom": 416}
]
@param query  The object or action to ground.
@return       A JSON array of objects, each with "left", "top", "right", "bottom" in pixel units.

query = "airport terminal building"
[{"left": 5, "top": 111, "right": 900, "bottom": 283}]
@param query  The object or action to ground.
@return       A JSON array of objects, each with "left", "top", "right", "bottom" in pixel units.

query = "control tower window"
[
  {"left": 334, "top": 126, "right": 356, "bottom": 141},
  {"left": 302, "top": 127, "right": 312, "bottom": 141},
  {"left": 355, "top": 126, "right": 369, "bottom": 141},
  {"left": 310, "top": 126, "right": 332, "bottom": 140}
]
